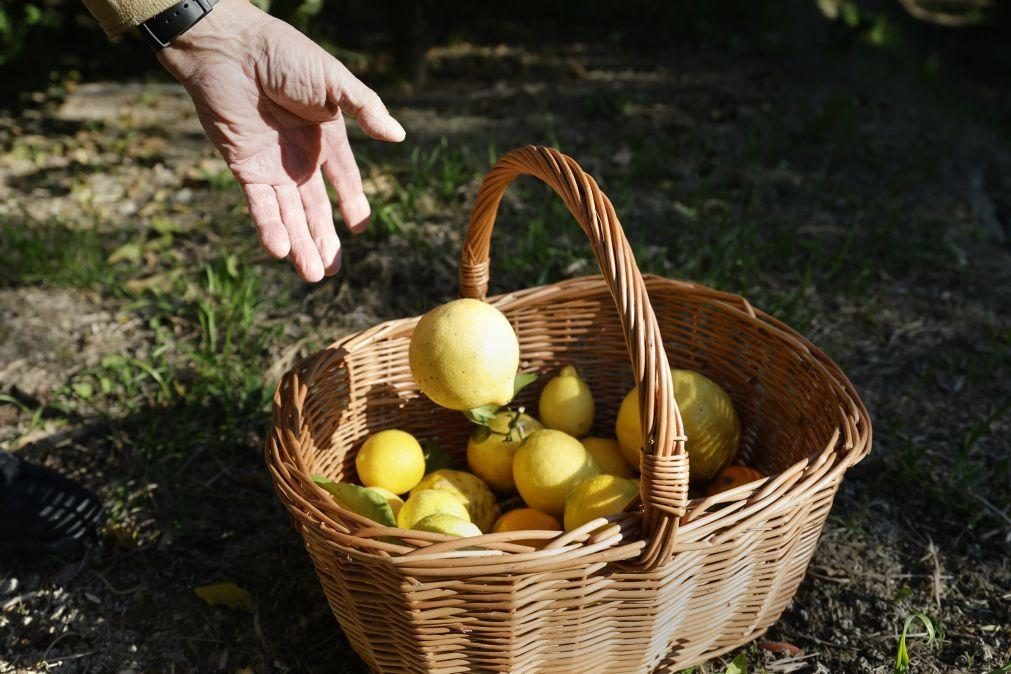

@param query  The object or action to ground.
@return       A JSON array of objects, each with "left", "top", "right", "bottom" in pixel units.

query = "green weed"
[
  {"left": 61, "top": 254, "right": 275, "bottom": 461},
  {"left": 894, "top": 613, "right": 941, "bottom": 674},
  {"left": 365, "top": 137, "right": 481, "bottom": 239},
  {"left": 0, "top": 217, "right": 126, "bottom": 287},
  {"left": 723, "top": 652, "right": 749, "bottom": 674}
]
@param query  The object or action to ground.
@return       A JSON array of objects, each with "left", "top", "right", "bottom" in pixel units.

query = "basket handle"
[{"left": 460, "top": 145, "right": 688, "bottom": 570}]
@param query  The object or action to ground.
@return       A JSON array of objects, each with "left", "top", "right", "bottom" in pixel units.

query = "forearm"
[{"left": 81, "top": 0, "right": 211, "bottom": 38}]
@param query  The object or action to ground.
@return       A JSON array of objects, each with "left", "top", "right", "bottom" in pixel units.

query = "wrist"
[{"left": 156, "top": 0, "right": 263, "bottom": 75}]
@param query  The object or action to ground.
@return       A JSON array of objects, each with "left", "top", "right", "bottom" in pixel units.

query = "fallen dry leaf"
[
  {"left": 758, "top": 641, "right": 804, "bottom": 657},
  {"left": 194, "top": 583, "right": 255, "bottom": 612}
]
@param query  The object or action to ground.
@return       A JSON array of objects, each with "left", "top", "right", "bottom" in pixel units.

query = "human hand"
[{"left": 157, "top": 0, "right": 405, "bottom": 282}]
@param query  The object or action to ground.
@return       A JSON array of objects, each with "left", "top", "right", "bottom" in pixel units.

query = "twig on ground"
[
  {"left": 887, "top": 573, "right": 953, "bottom": 580},
  {"left": 254, "top": 609, "right": 270, "bottom": 660},
  {"left": 797, "top": 632, "right": 861, "bottom": 652},
  {"left": 969, "top": 491, "right": 1011, "bottom": 527},
  {"left": 88, "top": 570, "right": 144, "bottom": 596},
  {"left": 920, "top": 537, "right": 944, "bottom": 611},
  {"left": 765, "top": 652, "right": 819, "bottom": 673},
  {"left": 1, "top": 590, "right": 46, "bottom": 610},
  {"left": 807, "top": 570, "right": 851, "bottom": 584},
  {"left": 16, "top": 420, "right": 109, "bottom": 453},
  {"left": 41, "top": 632, "right": 83, "bottom": 664},
  {"left": 43, "top": 651, "right": 94, "bottom": 666}
]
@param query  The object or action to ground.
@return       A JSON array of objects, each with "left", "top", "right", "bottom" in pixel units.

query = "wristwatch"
[{"left": 137, "top": 0, "right": 219, "bottom": 51}]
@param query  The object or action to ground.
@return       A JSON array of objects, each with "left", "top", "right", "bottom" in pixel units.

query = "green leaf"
[
  {"left": 107, "top": 241, "right": 142, "bottom": 264},
  {"left": 893, "top": 585, "right": 914, "bottom": 602},
  {"left": 422, "top": 441, "right": 456, "bottom": 473},
  {"left": 895, "top": 613, "right": 938, "bottom": 674},
  {"left": 471, "top": 425, "right": 492, "bottom": 443},
  {"left": 513, "top": 372, "right": 538, "bottom": 397},
  {"left": 25, "top": 4, "right": 43, "bottom": 25},
  {"left": 464, "top": 404, "right": 499, "bottom": 426},
  {"left": 101, "top": 354, "right": 127, "bottom": 369},
  {"left": 71, "top": 382, "right": 93, "bottom": 399},
  {"left": 311, "top": 475, "right": 396, "bottom": 527},
  {"left": 841, "top": 2, "right": 861, "bottom": 27},
  {"left": 724, "top": 653, "right": 748, "bottom": 674},
  {"left": 194, "top": 582, "right": 254, "bottom": 612},
  {"left": 985, "top": 665, "right": 1011, "bottom": 674}
]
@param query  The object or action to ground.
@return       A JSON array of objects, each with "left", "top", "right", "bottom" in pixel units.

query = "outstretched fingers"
[
  {"left": 275, "top": 183, "right": 325, "bottom": 283},
  {"left": 299, "top": 171, "right": 342, "bottom": 276},
  {"left": 243, "top": 184, "right": 290, "bottom": 259},
  {"left": 323, "top": 133, "right": 370, "bottom": 234},
  {"left": 326, "top": 60, "right": 406, "bottom": 143}
]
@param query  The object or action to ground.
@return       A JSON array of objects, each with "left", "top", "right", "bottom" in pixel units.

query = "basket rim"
[{"left": 265, "top": 273, "right": 872, "bottom": 573}]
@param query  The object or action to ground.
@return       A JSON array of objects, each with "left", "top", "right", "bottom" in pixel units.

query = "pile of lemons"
[{"left": 316, "top": 299, "right": 762, "bottom": 544}]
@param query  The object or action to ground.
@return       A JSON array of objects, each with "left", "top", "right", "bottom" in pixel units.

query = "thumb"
[{"left": 327, "top": 60, "right": 406, "bottom": 142}]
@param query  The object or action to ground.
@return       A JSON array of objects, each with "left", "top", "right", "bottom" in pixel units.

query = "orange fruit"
[
  {"left": 705, "top": 465, "right": 764, "bottom": 496},
  {"left": 492, "top": 508, "right": 562, "bottom": 547}
]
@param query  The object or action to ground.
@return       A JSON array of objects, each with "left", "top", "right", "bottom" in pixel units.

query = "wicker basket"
[{"left": 266, "top": 146, "right": 872, "bottom": 673}]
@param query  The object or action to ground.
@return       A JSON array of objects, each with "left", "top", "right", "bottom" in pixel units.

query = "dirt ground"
[{"left": 1, "top": 5, "right": 1010, "bottom": 673}]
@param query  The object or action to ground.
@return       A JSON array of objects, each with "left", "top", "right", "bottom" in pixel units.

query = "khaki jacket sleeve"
[{"left": 82, "top": 0, "right": 181, "bottom": 38}]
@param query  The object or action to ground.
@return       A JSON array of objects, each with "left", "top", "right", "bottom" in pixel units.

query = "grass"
[
  {"left": 48, "top": 253, "right": 277, "bottom": 467},
  {"left": 0, "top": 217, "right": 131, "bottom": 288},
  {"left": 364, "top": 137, "right": 484, "bottom": 240}
]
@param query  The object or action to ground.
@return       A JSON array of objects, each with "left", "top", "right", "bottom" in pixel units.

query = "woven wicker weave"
[{"left": 266, "top": 146, "right": 872, "bottom": 673}]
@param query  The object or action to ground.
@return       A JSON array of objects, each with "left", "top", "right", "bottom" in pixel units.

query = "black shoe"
[{"left": 0, "top": 451, "right": 106, "bottom": 559}]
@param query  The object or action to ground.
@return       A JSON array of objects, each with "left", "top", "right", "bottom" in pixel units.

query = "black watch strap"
[{"left": 138, "top": 0, "right": 219, "bottom": 51}]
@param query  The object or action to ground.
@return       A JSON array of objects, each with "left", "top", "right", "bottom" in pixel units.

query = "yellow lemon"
[
  {"left": 413, "top": 469, "right": 499, "bottom": 532},
  {"left": 512, "top": 429, "right": 600, "bottom": 518},
  {"left": 412, "top": 513, "right": 483, "bottom": 538},
  {"left": 355, "top": 429, "right": 426, "bottom": 494},
  {"left": 563, "top": 474, "right": 640, "bottom": 531},
  {"left": 615, "top": 369, "right": 740, "bottom": 482},
  {"left": 408, "top": 298, "right": 520, "bottom": 411},
  {"left": 538, "top": 365, "right": 594, "bottom": 437},
  {"left": 466, "top": 411, "right": 543, "bottom": 494},
  {"left": 365, "top": 487, "right": 404, "bottom": 517},
  {"left": 580, "top": 437, "right": 635, "bottom": 477},
  {"left": 396, "top": 489, "right": 471, "bottom": 529}
]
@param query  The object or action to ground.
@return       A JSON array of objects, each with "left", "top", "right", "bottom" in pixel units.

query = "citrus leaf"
[
  {"left": 464, "top": 404, "right": 499, "bottom": 426},
  {"left": 422, "top": 441, "right": 456, "bottom": 473},
  {"left": 724, "top": 653, "right": 748, "bottom": 674},
  {"left": 311, "top": 475, "right": 396, "bottom": 527},
  {"left": 471, "top": 425, "right": 492, "bottom": 443},
  {"left": 194, "top": 582, "right": 254, "bottom": 612},
  {"left": 513, "top": 372, "right": 538, "bottom": 397}
]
